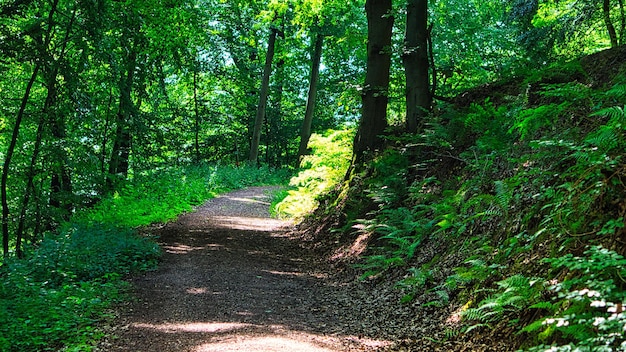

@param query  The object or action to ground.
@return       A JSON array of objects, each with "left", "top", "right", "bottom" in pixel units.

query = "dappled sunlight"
[
  {"left": 163, "top": 243, "right": 208, "bottom": 254},
  {"left": 330, "top": 231, "right": 372, "bottom": 261},
  {"left": 186, "top": 287, "right": 208, "bottom": 295},
  {"left": 192, "top": 330, "right": 393, "bottom": 352},
  {"left": 208, "top": 215, "right": 287, "bottom": 232},
  {"left": 223, "top": 196, "right": 271, "bottom": 206},
  {"left": 163, "top": 242, "right": 225, "bottom": 254},
  {"left": 131, "top": 320, "right": 393, "bottom": 352},
  {"left": 193, "top": 336, "right": 336, "bottom": 352},
  {"left": 261, "top": 269, "right": 328, "bottom": 279},
  {"left": 132, "top": 322, "right": 252, "bottom": 333},
  {"left": 262, "top": 269, "right": 305, "bottom": 277}
]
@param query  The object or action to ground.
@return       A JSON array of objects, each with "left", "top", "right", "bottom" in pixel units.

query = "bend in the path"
[{"left": 104, "top": 187, "right": 391, "bottom": 352}]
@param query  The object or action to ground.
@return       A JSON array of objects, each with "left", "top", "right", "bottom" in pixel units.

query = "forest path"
[{"left": 103, "top": 186, "right": 391, "bottom": 352}]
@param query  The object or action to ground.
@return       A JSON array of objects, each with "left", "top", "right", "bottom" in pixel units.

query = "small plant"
[
  {"left": 0, "top": 224, "right": 159, "bottom": 351},
  {"left": 461, "top": 275, "right": 544, "bottom": 332},
  {"left": 522, "top": 246, "right": 626, "bottom": 351}
]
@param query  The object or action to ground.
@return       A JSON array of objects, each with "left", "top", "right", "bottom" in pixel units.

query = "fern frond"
[
  {"left": 462, "top": 308, "right": 491, "bottom": 322},
  {"left": 494, "top": 180, "right": 512, "bottom": 211},
  {"left": 584, "top": 125, "right": 620, "bottom": 152},
  {"left": 590, "top": 106, "right": 625, "bottom": 124},
  {"left": 606, "top": 83, "right": 626, "bottom": 99}
]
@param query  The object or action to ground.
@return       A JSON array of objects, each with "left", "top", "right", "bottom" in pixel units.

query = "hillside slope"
[{"left": 297, "top": 45, "right": 626, "bottom": 351}]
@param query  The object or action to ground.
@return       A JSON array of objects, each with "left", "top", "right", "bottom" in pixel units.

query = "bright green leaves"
[{"left": 274, "top": 129, "right": 353, "bottom": 219}]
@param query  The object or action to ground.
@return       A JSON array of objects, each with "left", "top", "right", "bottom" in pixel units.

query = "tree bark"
[
  {"left": 46, "top": 5, "right": 76, "bottom": 221},
  {"left": 403, "top": 0, "right": 431, "bottom": 134},
  {"left": 16, "top": 117, "right": 44, "bottom": 258},
  {"left": 298, "top": 33, "right": 324, "bottom": 164},
  {"left": 618, "top": 0, "right": 625, "bottom": 45},
  {"left": 352, "top": 0, "right": 394, "bottom": 163},
  {"left": 107, "top": 49, "right": 137, "bottom": 191},
  {"left": 249, "top": 27, "right": 278, "bottom": 164},
  {"left": 193, "top": 60, "right": 201, "bottom": 162},
  {"left": 1, "top": 64, "right": 40, "bottom": 257},
  {"left": 604, "top": 0, "right": 619, "bottom": 47}
]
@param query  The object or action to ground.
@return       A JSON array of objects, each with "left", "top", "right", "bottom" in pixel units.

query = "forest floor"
[{"left": 100, "top": 186, "right": 400, "bottom": 352}]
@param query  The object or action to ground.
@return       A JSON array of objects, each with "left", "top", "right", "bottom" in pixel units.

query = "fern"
[
  {"left": 606, "top": 82, "right": 626, "bottom": 99},
  {"left": 461, "top": 275, "right": 545, "bottom": 329},
  {"left": 510, "top": 102, "right": 570, "bottom": 140}
]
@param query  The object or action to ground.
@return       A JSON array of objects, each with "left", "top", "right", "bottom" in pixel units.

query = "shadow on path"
[{"left": 105, "top": 187, "right": 391, "bottom": 352}]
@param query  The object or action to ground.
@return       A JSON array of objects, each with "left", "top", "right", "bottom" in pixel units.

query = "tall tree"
[
  {"left": 352, "top": 0, "right": 394, "bottom": 163},
  {"left": 297, "top": 33, "right": 324, "bottom": 162},
  {"left": 249, "top": 25, "right": 279, "bottom": 163},
  {"left": 403, "top": 0, "right": 431, "bottom": 134}
]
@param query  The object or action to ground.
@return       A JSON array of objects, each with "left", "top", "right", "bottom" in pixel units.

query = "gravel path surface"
[{"left": 103, "top": 186, "right": 392, "bottom": 352}]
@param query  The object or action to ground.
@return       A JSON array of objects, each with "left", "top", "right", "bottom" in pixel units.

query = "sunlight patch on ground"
[
  {"left": 260, "top": 270, "right": 328, "bottom": 279},
  {"left": 330, "top": 231, "right": 372, "bottom": 261},
  {"left": 262, "top": 269, "right": 305, "bottom": 277},
  {"left": 193, "top": 336, "right": 336, "bottom": 352},
  {"left": 224, "top": 196, "right": 270, "bottom": 205},
  {"left": 208, "top": 216, "right": 287, "bottom": 232},
  {"left": 132, "top": 322, "right": 252, "bottom": 333},
  {"left": 185, "top": 287, "right": 208, "bottom": 295},
  {"left": 163, "top": 243, "right": 208, "bottom": 254}
]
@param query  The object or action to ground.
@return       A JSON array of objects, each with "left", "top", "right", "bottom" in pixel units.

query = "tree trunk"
[
  {"left": 16, "top": 117, "right": 44, "bottom": 258},
  {"left": 298, "top": 33, "right": 324, "bottom": 164},
  {"left": 403, "top": 0, "right": 431, "bottom": 133},
  {"left": 249, "top": 27, "right": 278, "bottom": 164},
  {"left": 107, "top": 49, "right": 137, "bottom": 190},
  {"left": 193, "top": 60, "right": 201, "bottom": 162},
  {"left": 618, "top": 0, "right": 625, "bottom": 45},
  {"left": 46, "top": 5, "right": 76, "bottom": 221},
  {"left": 604, "top": 0, "right": 619, "bottom": 48},
  {"left": 352, "top": 0, "right": 394, "bottom": 163},
  {"left": 1, "top": 64, "right": 40, "bottom": 257}
]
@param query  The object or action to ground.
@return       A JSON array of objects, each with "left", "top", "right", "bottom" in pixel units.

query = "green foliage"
[
  {"left": 461, "top": 275, "right": 544, "bottom": 330},
  {"left": 522, "top": 246, "right": 626, "bottom": 351},
  {"left": 0, "top": 163, "right": 289, "bottom": 351},
  {"left": 465, "top": 99, "right": 512, "bottom": 151},
  {"left": 511, "top": 102, "right": 570, "bottom": 140},
  {"left": 77, "top": 164, "right": 290, "bottom": 227},
  {"left": 0, "top": 225, "right": 158, "bottom": 351},
  {"left": 274, "top": 130, "right": 353, "bottom": 219}
]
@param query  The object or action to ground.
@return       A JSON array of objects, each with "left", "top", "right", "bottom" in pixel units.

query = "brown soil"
[{"left": 101, "top": 187, "right": 394, "bottom": 352}]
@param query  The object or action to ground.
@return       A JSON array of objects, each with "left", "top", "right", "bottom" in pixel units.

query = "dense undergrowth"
[
  {"left": 273, "top": 130, "right": 353, "bottom": 219},
  {"left": 0, "top": 164, "right": 289, "bottom": 351},
  {"left": 300, "top": 46, "right": 626, "bottom": 350}
]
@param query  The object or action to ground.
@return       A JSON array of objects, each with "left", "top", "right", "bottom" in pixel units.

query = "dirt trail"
[{"left": 104, "top": 187, "right": 392, "bottom": 352}]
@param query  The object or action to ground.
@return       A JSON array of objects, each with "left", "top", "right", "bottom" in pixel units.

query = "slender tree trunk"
[
  {"left": 604, "top": 0, "right": 619, "bottom": 47},
  {"left": 352, "top": 0, "right": 394, "bottom": 163},
  {"left": 46, "top": 5, "right": 76, "bottom": 220},
  {"left": 249, "top": 27, "right": 278, "bottom": 164},
  {"left": 267, "top": 57, "right": 285, "bottom": 166},
  {"left": 403, "top": 0, "right": 431, "bottom": 133},
  {"left": 16, "top": 117, "right": 45, "bottom": 258},
  {"left": 618, "top": 0, "right": 625, "bottom": 45},
  {"left": 1, "top": 64, "right": 40, "bottom": 257},
  {"left": 101, "top": 87, "right": 114, "bottom": 177},
  {"left": 298, "top": 33, "right": 324, "bottom": 164},
  {"left": 193, "top": 61, "right": 201, "bottom": 162},
  {"left": 107, "top": 49, "right": 137, "bottom": 190}
]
